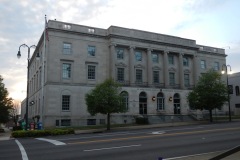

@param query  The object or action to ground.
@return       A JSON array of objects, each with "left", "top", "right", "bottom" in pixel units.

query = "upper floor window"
[
  {"left": 214, "top": 62, "right": 219, "bottom": 71},
  {"left": 88, "top": 46, "right": 96, "bottom": 56},
  {"left": 169, "top": 72, "right": 175, "bottom": 86},
  {"left": 116, "top": 48, "right": 124, "bottom": 59},
  {"left": 152, "top": 53, "right": 159, "bottom": 63},
  {"left": 168, "top": 55, "right": 174, "bottom": 65},
  {"left": 201, "top": 60, "right": 206, "bottom": 69},
  {"left": 183, "top": 56, "right": 189, "bottom": 66},
  {"left": 88, "top": 65, "right": 96, "bottom": 80},
  {"left": 153, "top": 71, "right": 159, "bottom": 83},
  {"left": 62, "top": 63, "right": 71, "bottom": 79},
  {"left": 63, "top": 43, "right": 72, "bottom": 54},
  {"left": 62, "top": 95, "right": 70, "bottom": 111},
  {"left": 117, "top": 68, "right": 124, "bottom": 82},
  {"left": 135, "top": 51, "right": 142, "bottom": 61},
  {"left": 184, "top": 74, "right": 190, "bottom": 87},
  {"left": 236, "top": 86, "right": 240, "bottom": 96},
  {"left": 136, "top": 69, "right": 143, "bottom": 82}
]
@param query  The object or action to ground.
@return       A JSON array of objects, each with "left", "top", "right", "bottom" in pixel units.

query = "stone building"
[
  {"left": 228, "top": 72, "right": 240, "bottom": 115},
  {"left": 21, "top": 20, "right": 227, "bottom": 127}
]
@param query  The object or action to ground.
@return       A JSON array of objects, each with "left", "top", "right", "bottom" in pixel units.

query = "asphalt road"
[{"left": 1, "top": 122, "right": 240, "bottom": 160}]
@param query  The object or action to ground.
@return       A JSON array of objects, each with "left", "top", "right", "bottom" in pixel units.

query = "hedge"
[{"left": 12, "top": 128, "right": 75, "bottom": 138}]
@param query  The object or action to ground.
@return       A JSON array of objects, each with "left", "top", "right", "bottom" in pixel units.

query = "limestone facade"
[{"left": 21, "top": 20, "right": 227, "bottom": 127}]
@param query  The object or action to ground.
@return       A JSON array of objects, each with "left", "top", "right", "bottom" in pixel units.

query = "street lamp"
[
  {"left": 17, "top": 44, "right": 39, "bottom": 130},
  {"left": 221, "top": 64, "right": 232, "bottom": 122}
]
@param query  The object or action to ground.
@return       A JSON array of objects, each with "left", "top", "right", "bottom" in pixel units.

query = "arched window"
[
  {"left": 157, "top": 92, "right": 165, "bottom": 110},
  {"left": 120, "top": 91, "right": 129, "bottom": 110},
  {"left": 236, "top": 86, "right": 240, "bottom": 96},
  {"left": 173, "top": 93, "right": 181, "bottom": 114}
]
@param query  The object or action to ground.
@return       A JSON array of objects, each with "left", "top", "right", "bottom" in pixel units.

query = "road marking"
[
  {"left": 68, "top": 127, "right": 240, "bottom": 145},
  {"left": 15, "top": 140, "right": 29, "bottom": 160},
  {"left": 36, "top": 138, "right": 66, "bottom": 145},
  {"left": 83, "top": 144, "right": 141, "bottom": 152},
  {"left": 151, "top": 131, "right": 165, "bottom": 135}
]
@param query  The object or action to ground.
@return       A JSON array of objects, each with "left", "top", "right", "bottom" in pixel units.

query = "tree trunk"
[
  {"left": 107, "top": 113, "right": 110, "bottom": 130},
  {"left": 209, "top": 109, "right": 213, "bottom": 122}
]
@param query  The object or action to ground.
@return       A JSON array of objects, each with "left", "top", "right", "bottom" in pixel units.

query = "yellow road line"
[{"left": 68, "top": 127, "right": 240, "bottom": 145}]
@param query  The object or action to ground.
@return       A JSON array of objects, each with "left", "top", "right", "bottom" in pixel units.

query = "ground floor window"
[
  {"left": 87, "top": 119, "right": 96, "bottom": 125},
  {"left": 61, "top": 119, "right": 71, "bottom": 126}
]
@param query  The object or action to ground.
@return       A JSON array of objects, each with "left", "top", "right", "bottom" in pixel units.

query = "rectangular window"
[
  {"left": 88, "top": 65, "right": 96, "bottom": 80},
  {"left": 136, "top": 69, "right": 142, "bottom": 82},
  {"left": 214, "top": 62, "right": 219, "bottom": 71},
  {"left": 62, "top": 63, "right": 71, "bottom": 79},
  {"left": 184, "top": 74, "right": 190, "bottom": 87},
  {"left": 87, "top": 119, "right": 96, "bottom": 125},
  {"left": 201, "top": 60, "right": 206, "bottom": 69},
  {"left": 153, "top": 71, "right": 159, "bottom": 83},
  {"left": 168, "top": 55, "right": 174, "bottom": 65},
  {"left": 61, "top": 119, "right": 71, "bottom": 126},
  {"left": 169, "top": 72, "right": 175, "bottom": 86},
  {"left": 152, "top": 53, "right": 159, "bottom": 63},
  {"left": 116, "top": 48, "right": 124, "bottom": 59},
  {"left": 135, "top": 51, "right": 142, "bottom": 61},
  {"left": 63, "top": 43, "right": 72, "bottom": 54},
  {"left": 117, "top": 68, "right": 124, "bottom": 81},
  {"left": 62, "top": 95, "right": 70, "bottom": 111},
  {"left": 88, "top": 46, "right": 96, "bottom": 56},
  {"left": 235, "top": 104, "right": 240, "bottom": 108},
  {"left": 183, "top": 56, "right": 189, "bottom": 66}
]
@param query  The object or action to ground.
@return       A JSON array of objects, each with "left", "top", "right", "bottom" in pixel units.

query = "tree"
[
  {"left": 9, "top": 100, "right": 20, "bottom": 126},
  {"left": 187, "top": 69, "right": 228, "bottom": 122},
  {"left": 0, "top": 75, "right": 13, "bottom": 124},
  {"left": 85, "top": 79, "right": 127, "bottom": 130}
]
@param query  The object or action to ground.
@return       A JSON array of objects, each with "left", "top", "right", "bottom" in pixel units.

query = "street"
[{"left": 1, "top": 122, "right": 240, "bottom": 160}]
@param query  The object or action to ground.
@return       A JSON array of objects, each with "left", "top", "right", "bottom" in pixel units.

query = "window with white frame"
[
  {"left": 135, "top": 51, "right": 142, "bottom": 61},
  {"left": 116, "top": 48, "right": 124, "bottom": 59},
  {"left": 62, "top": 95, "right": 70, "bottom": 111},
  {"left": 152, "top": 53, "right": 159, "bottom": 63},
  {"left": 61, "top": 119, "right": 71, "bottom": 126},
  {"left": 169, "top": 72, "right": 175, "bottom": 86},
  {"left": 88, "top": 65, "right": 96, "bottom": 80},
  {"left": 168, "top": 55, "right": 174, "bottom": 65},
  {"left": 117, "top": 68, "right": 124, "bottom": 82},
  {"left": 201, "top": 60, "right": 206, "bottom": 69},
  {"left": 136, "top": 69, "right": 142, "bottom": 82},
  {"left": 183, "top": 56, "right": 189, "bottom": 66},
  {"left": 184, "top": 74, "right": 190, "bottom": 87},
  {"left": 157, "top": 92, "right": 165, "bottom": 110},
  {"left": 62, "top": 63, "right": 71, "bottom": 79},
  {"left": 63, "top": 43, "right": 72, "bottom": 54},
  {"left": 88, "top": 46, "right": 96, "bottom": 56},
  {"left": 153, "top": 71, "right": 159, "bottom": 83},
  {"left": 214, "top": 62, "right": 219, "bottom": 71}
]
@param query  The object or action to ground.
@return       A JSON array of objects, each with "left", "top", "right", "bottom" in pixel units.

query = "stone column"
[
  {"left": 129, "top": 46, "right": 135, "bottom": 85},
  {"left": 179, "top": 53, "right": 184, "bottom": 89},
  {"left": 147, "top": 49, "right": 152, "bottom": 86},
  {"left": 163, "top": 51, "right": 169, "bottom": 88},
  {"left": 193, "top": 54, "right": 198, "bottom": 86},
  {"left": 110, "top": 44, "right": 115, "bottom": 80}
]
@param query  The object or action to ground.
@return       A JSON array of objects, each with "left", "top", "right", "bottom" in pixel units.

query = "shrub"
[{"left": 11, "top": 128, "right": 75, "bottom": 138}]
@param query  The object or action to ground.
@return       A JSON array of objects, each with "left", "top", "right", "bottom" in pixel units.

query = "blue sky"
[{"left": 0, "top": 0, "right": 240, "bottom": 101}]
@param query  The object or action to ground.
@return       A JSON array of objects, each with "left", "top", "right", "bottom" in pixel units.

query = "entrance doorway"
[{"left": 139, "top": 92, "right": 147, "bottom": 114}]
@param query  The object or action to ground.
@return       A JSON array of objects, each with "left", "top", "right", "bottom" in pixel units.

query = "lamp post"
[
  {"left": 221, "top": 64, "right": 232, "bottom": 122},
  {"left": 17, "top": 44, "right": 39, "bottom": 130}
]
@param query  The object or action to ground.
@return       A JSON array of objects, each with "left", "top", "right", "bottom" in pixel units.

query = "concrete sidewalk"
[{"left": 0, "top": 127, "right": 12, "bottom": 141}]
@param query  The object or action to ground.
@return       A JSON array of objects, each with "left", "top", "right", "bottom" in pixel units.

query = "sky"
[{"left": 0, "top": 0, "right": 240, "bottom": 101}]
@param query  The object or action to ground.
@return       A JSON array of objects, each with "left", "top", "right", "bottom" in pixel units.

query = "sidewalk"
[{"left": 0, "top": 127, "right": 12, "bottom": 141}]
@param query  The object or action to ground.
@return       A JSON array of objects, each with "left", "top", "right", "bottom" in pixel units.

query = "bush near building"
[{"left": 11, "top": 128, "right": 74, "bottom": 138}]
